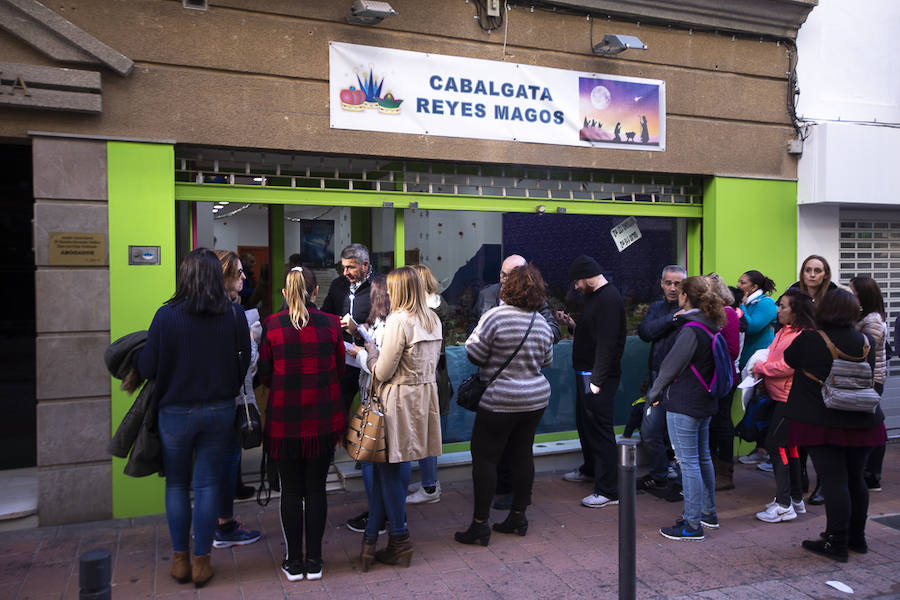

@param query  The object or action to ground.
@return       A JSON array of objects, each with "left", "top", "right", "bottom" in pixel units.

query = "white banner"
[{"left": 329, "top": 42, "right": 665, "bottom": 151}]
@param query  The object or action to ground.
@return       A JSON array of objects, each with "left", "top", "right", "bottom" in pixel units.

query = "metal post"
[
  {"left": 618, "top": 438, "right": 639, "bottom": 600},
  {"left": 79, "top": 549, "right": 111, "bottom": 600}
]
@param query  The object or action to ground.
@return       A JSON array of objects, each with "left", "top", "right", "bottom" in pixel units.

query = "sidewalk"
[{"left": 3, "top": 443, "right": 899, "bottom": 600}]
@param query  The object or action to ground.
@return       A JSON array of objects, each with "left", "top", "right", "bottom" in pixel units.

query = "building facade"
[{"left": 0, "top": 0, "right": 815, "bottom": 524}]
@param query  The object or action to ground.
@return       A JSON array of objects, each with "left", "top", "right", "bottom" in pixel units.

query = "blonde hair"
[
  {"left": 704, "top": 272, "right": 734, "bottom": 306},
  {"left": 386, "top": 266, "right": 438, "bottom": 332},
  {"left": 284, "top": 268, "right": 309, "bottom": 330},
  {"left": 411, "top": 263, "right": 439, "bottom": 295}
]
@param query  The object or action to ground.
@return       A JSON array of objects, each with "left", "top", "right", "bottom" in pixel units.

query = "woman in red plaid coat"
[{"left": 259, "top": 267, "right": 346, "bottom": 582}]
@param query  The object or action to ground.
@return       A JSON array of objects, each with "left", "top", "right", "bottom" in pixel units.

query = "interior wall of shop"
[{"left": 0, "top": 0, "right": 797, "bottom": 181}]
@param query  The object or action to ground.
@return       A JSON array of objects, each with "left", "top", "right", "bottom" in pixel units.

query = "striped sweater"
[{"left": 465, "top": 304, "right": 554, "bottom": 413}]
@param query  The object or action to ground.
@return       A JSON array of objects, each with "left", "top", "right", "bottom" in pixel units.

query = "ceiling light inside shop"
[{"left": 253, "top": 177, "right": 264, "bottom": 183}]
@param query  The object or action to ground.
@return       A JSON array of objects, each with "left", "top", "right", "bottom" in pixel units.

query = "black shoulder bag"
[
  {"left": 457, "top": 312, "right": 537, "bottom": 412},
  {"left": 231, "top": 304, "right": 262, "bottom": 449}
]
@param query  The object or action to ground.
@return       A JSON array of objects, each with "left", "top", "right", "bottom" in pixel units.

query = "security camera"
[
  {"left": 593, "top": 34, "right": 647, "bottom": 56},
  {"left": 347, "top": 0, "right": 398, "bottom": 25}
]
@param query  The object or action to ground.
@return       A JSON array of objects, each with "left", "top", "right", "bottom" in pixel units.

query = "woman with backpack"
[
  {"left": 752, "top": 289, "right": 816, "bottom": 523},
  {"left": 648, "top": 276, "right": 727, "bottom": 541},
  {"left": 784, "top": 289, "right": 886, "bottom": 562},
  {"left": 850, "top": 276, "right": 888, "bottom": 492}
]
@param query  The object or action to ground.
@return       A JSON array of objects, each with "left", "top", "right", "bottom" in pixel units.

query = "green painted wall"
[
  {"left": 703, "top": 177, "right": 797, "bottom": 295},
  {"left": 108, "top": 141, "right": 175, "bottom": 519},
  {"left": 703, "top": 176, "right": 797, "bottom": 456}
]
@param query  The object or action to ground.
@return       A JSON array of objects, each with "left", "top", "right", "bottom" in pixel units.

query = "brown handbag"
[{"left": 344, "top": 378, "right": 387, "bottom": 463}]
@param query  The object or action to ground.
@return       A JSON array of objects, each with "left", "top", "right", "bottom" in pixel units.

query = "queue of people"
[{"left": 121, "top": 244, "right": 888, "bottom": 586}]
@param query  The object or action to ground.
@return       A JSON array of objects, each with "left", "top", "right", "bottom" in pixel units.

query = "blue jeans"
[
  {"left": 417, "top": 456, "right": 438, "bottom": 488},
  {"left": 159, "top": 399, "right": 234, "bottom": 555},
  {"left": 640, "top": 402, "right": 669, "bottom": 482},
  {"left": 365, "top": 461, "right": 411, "bottom": 538},
  {"left": 666, "top": 412, "right": 715, "bottom": 529},
  {"left": 218, "top": 432, "right": 241, "bottom": 521}
]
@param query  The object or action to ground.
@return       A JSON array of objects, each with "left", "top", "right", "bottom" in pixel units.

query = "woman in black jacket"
[{"left": 784, "top": 289, "right": 886, "bottom": 562}]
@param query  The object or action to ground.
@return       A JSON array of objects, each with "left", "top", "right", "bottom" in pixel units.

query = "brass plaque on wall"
[{"left": 48, "top": 232, "right": 106, "bottom": 265}]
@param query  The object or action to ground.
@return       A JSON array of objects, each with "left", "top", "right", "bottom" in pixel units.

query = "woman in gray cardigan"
[{"left": 455, "top": 264, "right": 554, "bottom": 546}]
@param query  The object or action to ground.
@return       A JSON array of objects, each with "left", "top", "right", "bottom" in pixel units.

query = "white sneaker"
[
  {"left": 406, "top": 481, "right": 441, "bottom": 504},
  {"left": 757, "top": 461, "right": 774, "bottom": 472},
  {"left": 755, "top": 502, "right": 797, "bottom": 523},
  {"left": 738, "top": 450, "right": 767, "bottom": 465},
  {"left": 581, "top": 493, "right": 618, "bottom": 508},
  {"left": 792, "top": 499, "right": 807, "bottom": 514},
  {"left": 407, "top": 482, "right": 421, "bottom": 494},
  {"left": 563, "top": 469, "right": 593, "bottom": 482}
]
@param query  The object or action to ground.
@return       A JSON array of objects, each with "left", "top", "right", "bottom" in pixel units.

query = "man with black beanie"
[{"left": 555, "top": 255, "right": 626, "bottom": 508}]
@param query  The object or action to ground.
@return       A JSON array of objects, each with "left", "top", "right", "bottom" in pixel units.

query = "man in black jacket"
[
  {"left": 556, "top": 255, "right": 625, "bottom": 508},
  {"left": 321, "top": 243, "right": 374, "bottom": 412},
  {"left": 635, "top": 265, "right": 686, "bottom": 491}
]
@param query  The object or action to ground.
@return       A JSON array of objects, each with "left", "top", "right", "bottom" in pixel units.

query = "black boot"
[
  {"left": 808, "top": 479, "right": 824, "bottom": 505},
  {"left": 359, "top": 536, "right": 377, "bottom": 572},
  {"left": 848, "top": 532, "right": 868, "bottom": 554},
  {"left": 454, "top": 520, "right": 491, "bottom": 546},
  {"left": 802, "top": 532, "right": 848, "bottom": 563},
  {"left": 375, "top": 532, "right": 413, "bottom": 567},
  {"left": 800, "top": 464, "right": 810, "bottom": 494},
  {"left": 492, "top": 511, "right": 528, "bottom": 536}
]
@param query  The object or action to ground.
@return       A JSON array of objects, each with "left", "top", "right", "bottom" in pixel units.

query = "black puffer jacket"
[{"left": 106, "top": 331, "right": 164, "bottom": 477}]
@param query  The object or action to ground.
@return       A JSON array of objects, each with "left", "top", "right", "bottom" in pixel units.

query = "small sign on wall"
[
  {"left": 610, "top": 216, "right": 642, "bottom": 252},
  {"left": 129, "top": 246, "right": 161, "bottom": 265},
  {"left": 48, "top": 232, "right": 106, "bottom": 265}
]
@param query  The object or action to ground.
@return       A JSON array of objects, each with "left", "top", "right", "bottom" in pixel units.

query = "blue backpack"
[{"left": 683, "top": 321, "right": 734, "bottom": 400}]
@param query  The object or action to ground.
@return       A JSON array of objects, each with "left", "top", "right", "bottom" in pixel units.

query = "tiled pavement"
[{"left": 3, "top": 443, "right": 899, "bottom": 600}]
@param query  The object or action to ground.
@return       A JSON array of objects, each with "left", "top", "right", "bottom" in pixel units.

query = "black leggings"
[
  {"left": 708, "top": 387, "right": 737, "bottom": 463},
  {"left": 765, "top": 403, "right": 802, "bottom": 506},
  {"left": 807, "top": 445, "right": 874, "bottom": 537},
  {"left": 470, "top": 408, "right": 545, "bottom": 521},
  {"left": 275, "top": 446, "right": 334, "bottom": 562}
]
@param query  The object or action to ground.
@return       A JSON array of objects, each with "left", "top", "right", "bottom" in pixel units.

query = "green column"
[
  {"left": 269, "top": 204, "right": 285, "bottom": 311},
  {"left": 394, "top": 208, "right": 405, "bottom": 267},
  {"left": 108, "top": 141, "right": 175, "bottom": 518},
  {"left": 702, "top": 177, "right": 797, "bottom": 294}
]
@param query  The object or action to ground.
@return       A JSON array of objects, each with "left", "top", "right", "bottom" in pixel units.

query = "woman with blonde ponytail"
[
  {"left": 258, "top": 267, "right": 346, "bottom": 582},
  {"left": 648, "top": 276, "right": 725, "bottom": 541}
]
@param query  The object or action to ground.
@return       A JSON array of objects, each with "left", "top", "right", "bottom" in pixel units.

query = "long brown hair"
[
  {"left": 681, "top": 276, "right": 726, "bottom": 327},
  {"left": 283, "top": 267, "right": 309, "bottom": 330},
  {"left": 798, "top": 254, "right": 832, "bottom": 304}
]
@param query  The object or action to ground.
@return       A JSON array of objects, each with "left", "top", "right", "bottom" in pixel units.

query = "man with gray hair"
[
  {"left": 321, "top": 243, "right": 374, "bottom": 412},
  {"left": 635, "top": 265, "right": 686, "bottom": 492}
]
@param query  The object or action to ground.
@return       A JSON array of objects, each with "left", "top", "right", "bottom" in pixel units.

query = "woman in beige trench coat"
[{"left": 359, "top": 266, "right": 442, "bottom": 571}]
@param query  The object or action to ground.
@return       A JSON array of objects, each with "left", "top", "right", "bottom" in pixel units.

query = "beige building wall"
[{"left": 0, "top": 0, "right": 798, "bottom": 180}]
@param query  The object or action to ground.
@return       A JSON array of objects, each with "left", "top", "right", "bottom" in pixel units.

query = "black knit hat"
[{"left": 568, "top": 254, "right": 602, "bottom": 281}]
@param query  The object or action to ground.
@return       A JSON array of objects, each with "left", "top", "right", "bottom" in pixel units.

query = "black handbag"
[
  {"left": 457, "top": 312, "right": 537, "bottom": 412},
  {"left": 232, "top": 304, "right": 262, "bottom": 449}
]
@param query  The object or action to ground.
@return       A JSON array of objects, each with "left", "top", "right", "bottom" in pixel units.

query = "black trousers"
[
  {"left": 470, "top": 407, "right": 545, "bottom": 521},
  {"left": 575, "top": 374, "right": 619, "bottom": 499},
  {"left": 864, "top": 381, "right": 885, "bottom": 483},
  {"left": 708, "top": 387, "right": 736, "bottom": 463},
  {"left": 276, "top": 445, "right": 334, "bottom": 562},
  {"left": 765, "top": 403, "right": 802, "bottom": 506},
  {"left": 807, "top": 444, "right": 874, "bottom": 537}
]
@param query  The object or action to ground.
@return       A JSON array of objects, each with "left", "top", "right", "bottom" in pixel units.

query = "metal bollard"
[
  {"left": 79, "top": 549, "right": 111, "bottom": 600},
  {"left": 617, "top": 437, "right": 639, "bottom": 600}
]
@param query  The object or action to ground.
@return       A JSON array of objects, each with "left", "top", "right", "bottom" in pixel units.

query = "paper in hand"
[{"left": 738, "top": 375, "right": 762, "bottom": 389}]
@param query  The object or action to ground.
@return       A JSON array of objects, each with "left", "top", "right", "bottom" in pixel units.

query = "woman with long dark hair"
[
  {"left": 753, "top": 289, "right": 816, "bottom": 523},
  {"left": 793, "top": 255, "right": 836, "bottom": 305},
  {"left": 454, "top": 264, "right": 554, "bottom": 546},
  {"left": 211, "top": 249, "right": 262, "bottom": 549},
  {"left": 785, "top": 289, "right": 886, "bottom": 562},
  {"left": 259, "top": 267, "right": 346, "bottom": 581},
  {"left": 648, "top": 276, "right": 725, "bottom": 540},
  {"left": 137, "top": 248, "right": 250, "bottom": 587},
  {"left": 850, "top": 276, "right": 888, "bottom": 492},
  {"left": 359, "top": 267, "right": 442, "bottom": 571},
  {"left": 736, "top": 270, "right": 778, "bottom": 370}
]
